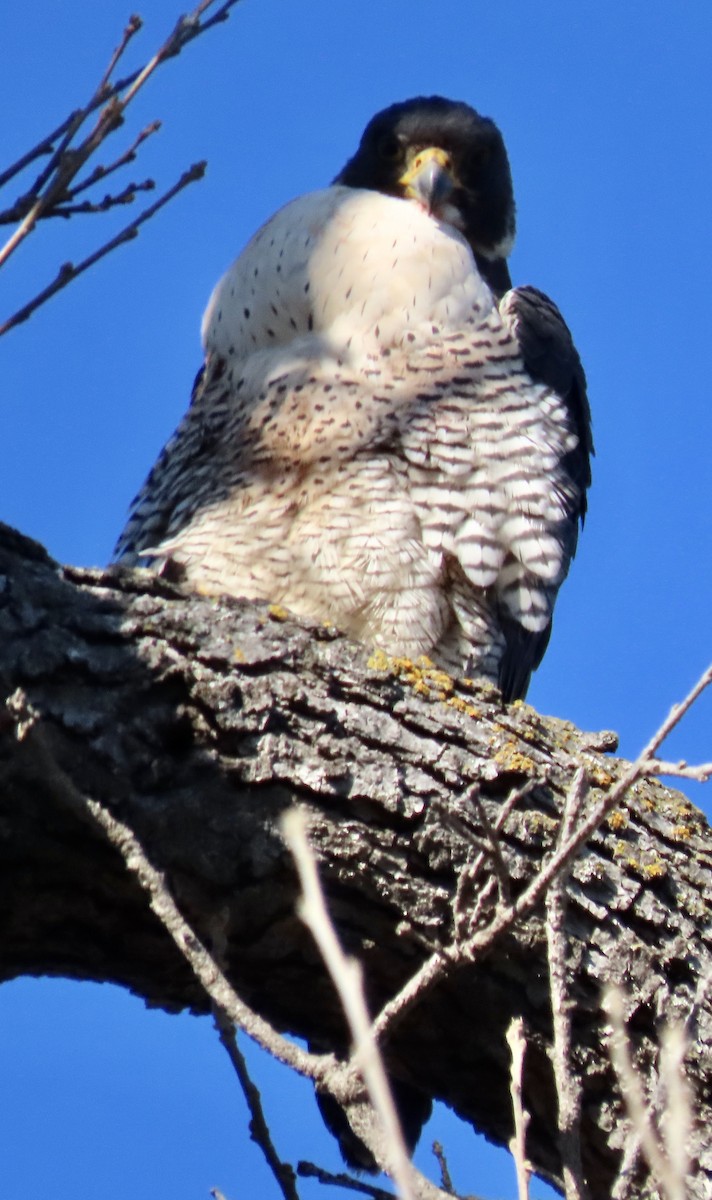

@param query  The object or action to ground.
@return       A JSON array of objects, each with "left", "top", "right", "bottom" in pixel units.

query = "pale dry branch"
[
  {"left": 370, "top": 663, "right": 711, "bottom": 1055},
  {"left": 642, "top": 758, "right": 712, "bottom": 783},
  {"left": 506, "top": 1018, "right": 531, "bottom": 1200},
  {"left": 545, "top": 769, "right": 588, "bottom": 1200},
  {"left": 6, "top": 688, "right": 330, "bottom": 1088},
  {"left": 605, "top": 986, "right": 690, "bottom": 1200},
  {"left": 658, "top": 1023, "right": 692, "bottom": 1196},
  {"left": 282, "top": 809, "right": 416, "bottom": 1200},
  {"left": 213, "top": 1010, "right": 301, "bottom": 1200},
  {"left": 1, "top": 528, "right": 710, "bottom": 1197},
  {"left": 455, "top": 661, "right": 712, "bottom": 959},
  {"left": 370, "top": 948, "right": 453, "bottom": 1047}
]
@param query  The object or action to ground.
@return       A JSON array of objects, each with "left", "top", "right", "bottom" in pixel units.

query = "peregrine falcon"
[{"left": 115, "top": 96, "right": 592, "bottom": 701}]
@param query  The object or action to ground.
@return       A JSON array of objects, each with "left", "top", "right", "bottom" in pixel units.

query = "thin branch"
[
  {"left": 282, "top": 809, "right": 415, "bottom": 1200},
  {"left": 98, "top": 13, "right": 144, "bottom": 94},
  {"left": 297, "top": 1162, "right": 396, "bottom": 1200},
  {"left": 545, "top": 769, "right": 588, "bottom": 1200},
  {"left": 50, "top": 179, "right": 156, "bottom": 219},
  {"left": 641, "top": 758, "right": 712, "bottom": 783},
  {"left": 465, "top": 785, "right": 513, "bottom": 903},
  {"left": 371, "top": 948, "right": 454, "bottom": 1046},
  {"left": 658, "top": 1022, "right": 692, "bottom": 1197},
  {"left": 22, "top": 14, "right": 143, "bottom": 203},
  {"left": 0, "top": 132, "right": 59, "bottom": 193},
  {"left": 0, "top": 162, "right": 204, "bottom": 336},
  {"left": 371, "top": 662, "right": 712, "bottom": 1054},
  {"left": 605, "top": 986, "right": 689, "bottom": 1200},
  {"left": 0, "top": 0, "right": 242, "bottom": 267},
  {"left": 213, "top": 1009, "right": 301, "bottom": 1200},
  {"left": 6, "top": 688, "right": 329, "bottom": 1088},
  {"left": 506, "top": 1018, "right": 531, "bottom": 1200},
  {"left": 59, "top": 121, "right": 162, "bottom": 204},
  {"left": 430, "top": 1143, "right": 454, "bottom": 1196}
]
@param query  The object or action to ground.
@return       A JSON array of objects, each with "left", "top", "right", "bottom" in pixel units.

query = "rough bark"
[{"left": 0, "top": 521, "right": 710, "bottom": 1198}]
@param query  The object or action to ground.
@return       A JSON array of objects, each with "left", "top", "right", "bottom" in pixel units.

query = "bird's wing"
[
  {"left": 495, "top": 285, "right": 593, "bottom": 699},
  {"left": 501, "top": 285, "right": 592, "bottom": 517},
  {"left": 112, "top": 358, "right": 229, "bottom": 566}
]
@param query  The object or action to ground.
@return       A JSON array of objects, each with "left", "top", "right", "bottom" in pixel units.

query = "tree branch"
[
  {"left": 0, "top": 523, "right": 710, "bottom": 1200},
  {"left": 0, "top": 163, "right": 205, "bottom": 335},
  {"left": 0, "top": 1, "right": 243, "bottom": 332}
]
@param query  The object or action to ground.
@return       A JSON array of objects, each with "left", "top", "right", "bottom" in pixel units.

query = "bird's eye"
[{"left": 376, "top": 133, "right": 401, "bottom": 160}]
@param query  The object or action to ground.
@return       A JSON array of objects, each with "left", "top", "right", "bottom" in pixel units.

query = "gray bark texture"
[{"left": 0, "top": 521, "right": 710, "bottom": 1199}]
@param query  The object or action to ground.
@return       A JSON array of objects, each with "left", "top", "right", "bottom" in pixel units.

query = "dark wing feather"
[
  {"left": 504, "top": 285, "right": 593, "bottom": 516},
  {"left": 113, "top": 358, "right": 225, "bottom": 564},
  {"left": 497, "top": 285, "right": 593, "bottom": 701}
]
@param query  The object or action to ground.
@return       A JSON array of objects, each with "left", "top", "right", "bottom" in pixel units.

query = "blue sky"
[{"left": 1, "top": 2, "right": 710, "bottom": 1198}]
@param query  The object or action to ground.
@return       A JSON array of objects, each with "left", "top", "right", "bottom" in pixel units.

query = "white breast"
[{"left": 201, "top": 186, "right": 495, "bottom": 365}]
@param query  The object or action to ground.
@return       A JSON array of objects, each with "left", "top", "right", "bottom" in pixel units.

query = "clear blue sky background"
[{"left": 1, "top": 3, "right": 710, "bottom": 1198}]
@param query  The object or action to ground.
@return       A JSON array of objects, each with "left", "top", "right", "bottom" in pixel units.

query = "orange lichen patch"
[
  {"left": 670, "top": 825, "right": 693, "bottom": 841},
  {"left": 367, "top": 652, "right": 481, "bottom": 716},
  {"left": 493, "top": 741, "right": 535, "bottom": 774},
  {"left": 445, "top": 695, "right": 480, "bottom": 718},
  {"left": 675, "top": 804, "right": 695, "bottom": 821},
  {"left": 643, "top": 861, "right": 667, "bottom": 880},
  {"left": 607, "top": 809, "right": 628, "bottom": 832},
  {"left": 267, "top": 604, "right": 290, "bottom": 621},
  {"left": 233, "top": 647, "right": 246, "bottom": 663},
  {"left": 587, "top": 764, "right": 614, "bottom": 789}
]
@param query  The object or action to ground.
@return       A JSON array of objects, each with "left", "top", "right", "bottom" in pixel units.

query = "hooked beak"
[{"left": 398, "top": 146, "right": 455, "bottom": 214}]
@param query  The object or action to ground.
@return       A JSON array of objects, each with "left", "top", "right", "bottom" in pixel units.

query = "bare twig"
[
  {"left": 0, "top": 5, "right": 237, "bottom": 196},
  {"left": 372, "top": 663, "right": 712, "bottom": 1045},
  {"left": 365, "top": 660, "right": 712, "bottom": 1161},
  {"left": 297, "top": 1162, "right": 396, "bottom": 1200},
  {"left": 282, "top": 809, "right": 415, "bottom": 1200},
  {"left": 502, "top": 661, "right": 712, "bottom": 927},
  {"left": 641, "top": 758, "right": 712, "bottom": 783},
  {"left": 371, "top": 948, "right": 454, "bottom": 1047},
  {"left": 453, "top": 778, "right": 538, "bottom": 931},
  {"left": 98, "top": 13, "right": 144, "bottom": 93},
  {"left": 0, "top": 162, "right": 205, "bottom": 336},
  {"left": 506, "top": 1018, "right": 531, "bottom": 1200},
  {"left": 374, "top": 779, "right": 534, "bottom": 1045},
  {"left": 65, "top": 122, "right": 162, "bottom": 200},
  {"left": 430, "top": 1143, "right": 454, "bottom": 1195},
  {"left": 0, "top": 131, "right": 62, "bottom": 193},
  {"left": 605, "top": 986, "right": 691, "bottom": 1200},
  {"left": 545, "top": 769, "right": 588, "bottom": 1200},
  {"left": 213, "top": 1009, "right": 301, "bottom": 1200},
  {"left": 0, "top": 0, "right": 242, "bottom": 285},
  {"left": 49, "top": 178, "right": 156, "bottom": 218},
  {"left": 466, "top": 785, "right": 513, "bottom": 902},
  {"left": 6, "top": 689, "right": 330, "bottom": 1088}
]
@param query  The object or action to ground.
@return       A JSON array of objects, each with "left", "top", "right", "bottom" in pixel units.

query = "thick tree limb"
[{"left": 0, "top": 522, "right": 710, "bottom": 1199}]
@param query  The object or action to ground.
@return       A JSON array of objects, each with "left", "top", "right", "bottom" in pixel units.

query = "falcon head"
[{"left": 334, "top": 96, "right": 516, "bottom": 294}]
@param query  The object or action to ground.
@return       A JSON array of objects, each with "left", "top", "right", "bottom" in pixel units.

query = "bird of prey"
[{"left": 115, "top": 96, "right": 592, "bottom": 701}]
